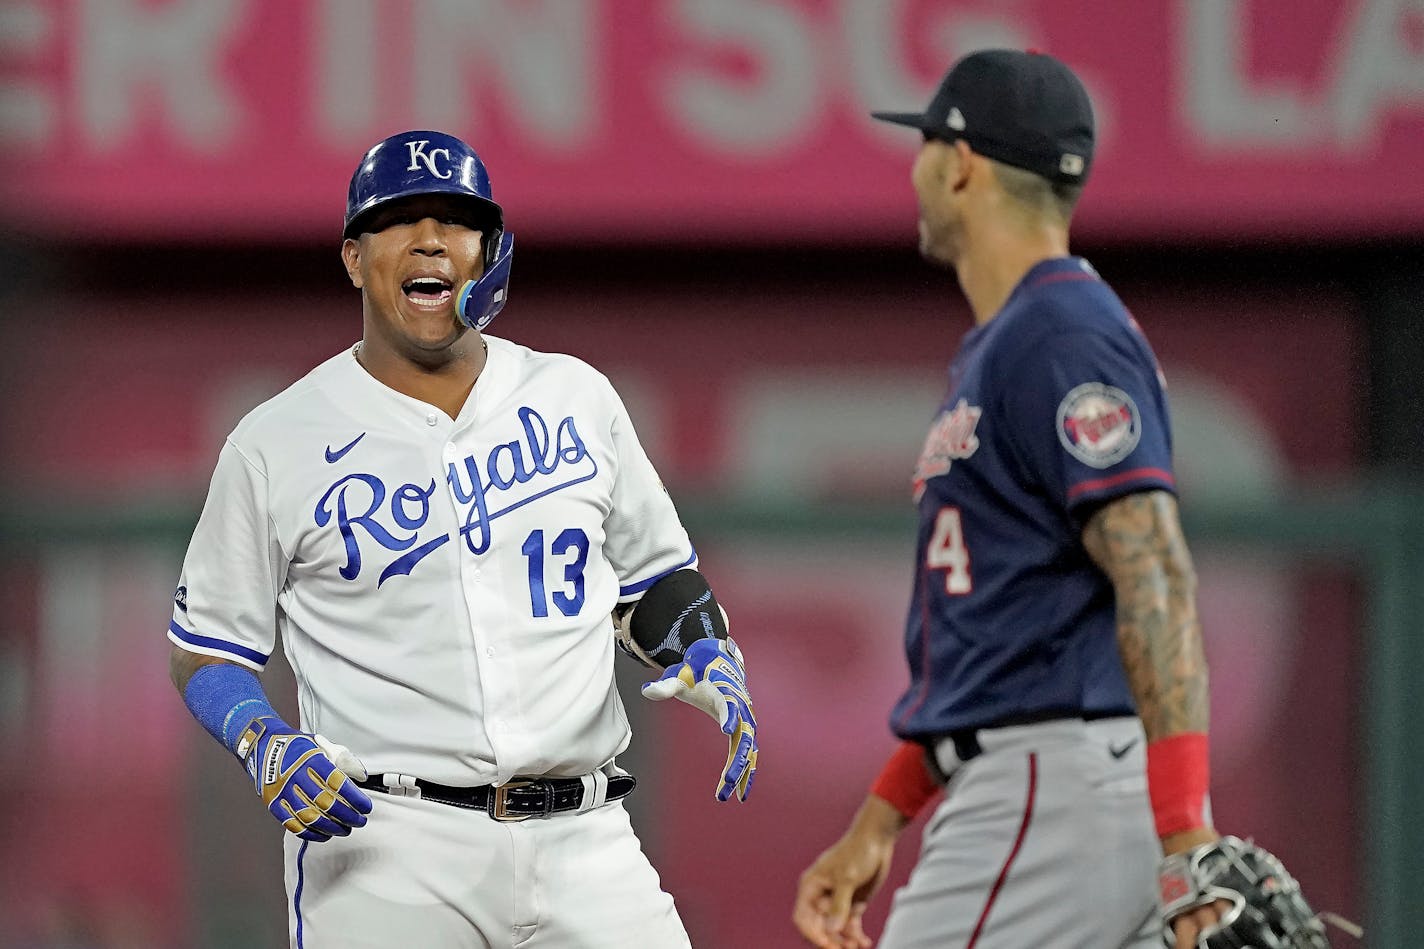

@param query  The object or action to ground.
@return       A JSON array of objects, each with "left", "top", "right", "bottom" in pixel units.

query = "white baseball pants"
[{"left": 284, "top": 791, "right": 690, "bottom": 948}]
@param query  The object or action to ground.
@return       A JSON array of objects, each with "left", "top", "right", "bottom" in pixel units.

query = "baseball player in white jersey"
[{"left": 167, "top": 130, "right": 758, "bottom": 948}]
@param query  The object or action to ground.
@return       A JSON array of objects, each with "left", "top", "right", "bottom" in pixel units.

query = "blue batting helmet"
[{"left": 344, "top": 130, "right": 513, "bottom": 330}]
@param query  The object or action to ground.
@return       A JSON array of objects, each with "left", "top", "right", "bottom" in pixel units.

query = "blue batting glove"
[
  {"left": 641, "top": 637, "right": 759, "bottom": 802},
  {"left": 235, "top": 717, "right": 374, "bottom": 841}
]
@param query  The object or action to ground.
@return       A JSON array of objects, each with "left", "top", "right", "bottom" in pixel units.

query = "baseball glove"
[{"left": 1158, "top": 836, "right": 1357, "bottom": 948}]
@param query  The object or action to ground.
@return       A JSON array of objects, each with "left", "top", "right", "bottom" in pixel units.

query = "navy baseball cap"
[{"left": 872, "top": 49, "right": 1094, "bottom": 185}]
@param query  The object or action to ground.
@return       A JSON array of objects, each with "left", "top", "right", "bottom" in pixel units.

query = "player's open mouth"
[{"left": 402, "top": 276, "right": 454, "bottom": 308}]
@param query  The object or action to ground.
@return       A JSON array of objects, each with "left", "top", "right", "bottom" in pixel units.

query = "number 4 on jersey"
[{"left": 926, "top": 507, "right": 973, "bottom": 595}]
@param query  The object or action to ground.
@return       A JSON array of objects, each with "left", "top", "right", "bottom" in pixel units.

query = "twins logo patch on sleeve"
[{"left": 1056, "top": 383, "right": 1141, "bottom": 468}]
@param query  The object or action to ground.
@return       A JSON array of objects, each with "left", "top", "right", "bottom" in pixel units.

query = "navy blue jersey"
[{"left": 891, "top": 257, "right": 1175, "bottom": 739}]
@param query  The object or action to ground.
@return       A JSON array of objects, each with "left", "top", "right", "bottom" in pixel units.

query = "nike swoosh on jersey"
[
  {"left": 1109, "top": 738, "right": 1139, "bottom": 760},
  {"left": 324, "top": 433, "right": 367, "bottom": 464}
]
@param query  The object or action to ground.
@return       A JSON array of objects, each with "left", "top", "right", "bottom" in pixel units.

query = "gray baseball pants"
[{"left": 879, "top": 717, "right": 1162, "bottom": 949}]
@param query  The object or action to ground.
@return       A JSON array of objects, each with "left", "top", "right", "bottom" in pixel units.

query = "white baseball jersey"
[{"left": 168, "top": 335, "right": 696, "bottom": 787}]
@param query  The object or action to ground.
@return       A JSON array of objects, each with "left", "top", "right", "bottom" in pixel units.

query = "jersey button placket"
[{"left": 446, "top": 431, "right": 503, "bottom": 761}]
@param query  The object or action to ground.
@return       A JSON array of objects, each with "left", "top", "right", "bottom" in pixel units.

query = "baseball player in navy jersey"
[
  {"left": 167, "top": 129, "right": 757, "bottom": 948},
  {"left": 792, "top": 51, "right": 1235, "bottom": 949}
]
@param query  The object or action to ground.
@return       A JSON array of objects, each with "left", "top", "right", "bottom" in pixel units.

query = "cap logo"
[
  {"left": 946, "top": 107, "right": 966, "bottom": 131},
  {"left": 406, "top": 140, "right": 453, "bottom": 179},
  {"left": 1059, "top": 153, "right": 1085, "bottom": 176}
]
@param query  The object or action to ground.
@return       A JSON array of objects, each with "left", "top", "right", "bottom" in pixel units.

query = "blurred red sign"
[{"left": 3, "top": 0, "right": 1422, "bottom": 242}]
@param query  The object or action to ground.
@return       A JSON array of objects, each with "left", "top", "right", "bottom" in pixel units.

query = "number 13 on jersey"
[
  {"left": 522, "top": 528, "right": 589, "bottom": 617},
  {"left": 926, "top": 507, "right": 973, "bottom": 595}
]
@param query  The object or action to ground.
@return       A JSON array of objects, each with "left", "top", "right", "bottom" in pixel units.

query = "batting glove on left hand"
[
  {"left": 641, "top": 637, "right": 758, "bottom": 802},
  {"left": 236, "top": 717, "right": 374, "bottom": 842}
]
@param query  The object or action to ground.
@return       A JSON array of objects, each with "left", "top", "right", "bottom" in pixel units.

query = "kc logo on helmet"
[
  {"left": 1057, "top": 383, "right": 1141, "bottom": 468},
  {"left": 406, "top": 141, "right": 453, "bottom": 179}
]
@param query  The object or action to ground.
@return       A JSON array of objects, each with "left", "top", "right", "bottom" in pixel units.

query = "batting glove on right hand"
[
  {"left": 641, "top": 637, "right": 758, "bottom": 802},
  {"left": 235, "top": 717, "right": 374, "bottom": 841}
]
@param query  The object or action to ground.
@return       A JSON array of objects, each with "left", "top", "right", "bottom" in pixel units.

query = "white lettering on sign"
[
  {"left": 315, "top": 0, "right": 379, "bottom": 141},
  {"left": 0, "top": 2, "right": 55, "bottom": 146},
  {"left": 663, "top": 0, "right": 1049, "bottom": 157},
  {"left": 1184, "top": 0, "right": 1424, "bottom": 152},
  {"left": 315, "top": 0, "right": 595, "bottom": 149},
  {"left": 410, "top": 0, "right": 595, "bottom": 148},
  {"left": 4, "top": 0, "right": 1419, "bottom": 234},
  {"left": 847, "top": 4, "right": 1035, "bottom": 148},
  {"left": 841, "top": 1, "right": 1009, "bottom": 128},
  {"left": 841, "top": 0, "right": 940, "bottom": 115},
  {"left": 661, "top": 0, "right": 819, "bottom": 155},
  {"left": 1329, "top": 0, "right": 1424, "bottom": 147},
  {"left": 76, "top": 0, "right": 245, "bottom": 151}
]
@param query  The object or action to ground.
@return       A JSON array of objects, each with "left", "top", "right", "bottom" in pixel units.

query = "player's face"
[
  {"left": 911, "top": 139, "right": 966, "bottom": 268},
  {"left": 341, "top": 195, "right": 488, "bottom": 354}
]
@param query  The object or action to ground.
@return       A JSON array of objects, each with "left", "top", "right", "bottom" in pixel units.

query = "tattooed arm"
[
  {"left": 1082, "top": 489, "right": 1218, "bottom": 854},
  {"left": 1081, "top": 489, "right": 1208, "bottom": 742},
  {"left": 1083, "top": 489, "right": 1227, "bottom": 946}
]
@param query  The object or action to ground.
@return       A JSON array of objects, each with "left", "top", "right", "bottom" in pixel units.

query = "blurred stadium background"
[{"left": 1, "top": 1, "right": 1420, "bottom": 946}]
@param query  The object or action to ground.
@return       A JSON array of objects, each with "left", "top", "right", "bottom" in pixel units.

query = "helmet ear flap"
[
  {"left": 455, "top": 231, "right": 514, "bottom": 331},
  {"left": 485, "top": 226, "right": 503, "bottom": 270}
]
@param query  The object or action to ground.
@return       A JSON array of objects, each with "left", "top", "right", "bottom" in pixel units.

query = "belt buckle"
[{"left": 489, "top": 780, "right": 534, "bottom": 822}]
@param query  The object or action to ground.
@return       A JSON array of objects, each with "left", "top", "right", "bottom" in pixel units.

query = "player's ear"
[
  {"left": 341, "top": 238, "right": 364, "bottom": 289},
  {"left": 949, "top": 139, "right": 975, "bottom": 194}
]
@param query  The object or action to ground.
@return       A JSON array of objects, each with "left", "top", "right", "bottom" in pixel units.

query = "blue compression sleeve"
[{"left": 183, "top": 663, "right": 282, "bottom": 757}]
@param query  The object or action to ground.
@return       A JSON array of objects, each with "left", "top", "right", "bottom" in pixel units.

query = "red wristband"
[
  {"left": 1145, "top": 732, "right": 1210, "bottom": 838},
  {"left": 870, "top": 741, "right": 942, "bottom": 819}
]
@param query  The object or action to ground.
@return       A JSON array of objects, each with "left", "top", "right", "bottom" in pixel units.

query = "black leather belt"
[
  {"left": 356, "top": 773, "right": 636, "bottom": 821},
  {"left": 940, "top": 710, "right": 1134, "bottom": 764}
]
